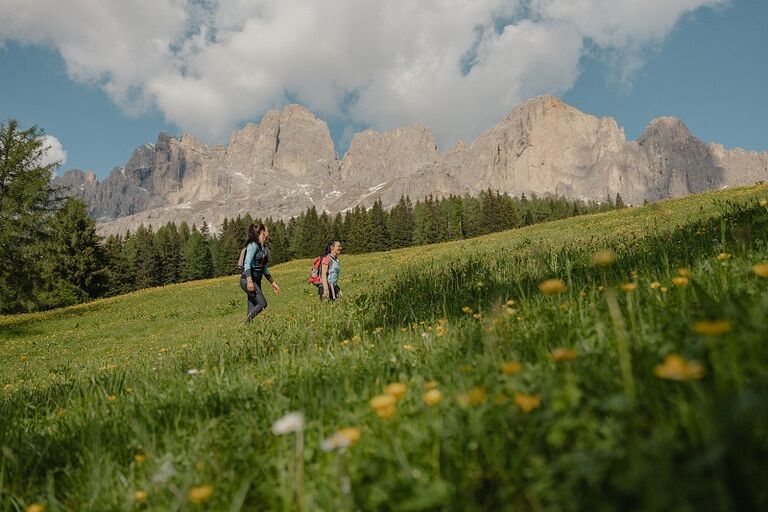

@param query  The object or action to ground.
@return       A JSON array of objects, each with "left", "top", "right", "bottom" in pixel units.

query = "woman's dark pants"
[{"left": 240, "top": 275, "right": 267, "bottom": 321}]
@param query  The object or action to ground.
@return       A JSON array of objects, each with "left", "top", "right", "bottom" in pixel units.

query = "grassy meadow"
[{"left": 2, "top": 183, "right": 768, "bottom": 511}]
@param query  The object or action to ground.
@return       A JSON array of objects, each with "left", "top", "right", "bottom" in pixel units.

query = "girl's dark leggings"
[{"left": 240, "top": 276, "right": 267, "bottom": 321}]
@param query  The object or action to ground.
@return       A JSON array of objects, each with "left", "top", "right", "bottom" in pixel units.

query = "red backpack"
[{"left": 308, "top": 255, "right": 325, "bottom": 285}]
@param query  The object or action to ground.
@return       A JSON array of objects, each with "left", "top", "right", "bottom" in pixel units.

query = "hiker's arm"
[
  {"left": 244, "top": 244, "right": 256, "bottom": 290},
  {"left": 264, "top": 264, "right": 280, "bottom": 293},
  {"left": 322, "top": 262, "right": 329, "bottom": 288},
  {"left": 321, "top": 261, "right": 330, "bottom": 298}
]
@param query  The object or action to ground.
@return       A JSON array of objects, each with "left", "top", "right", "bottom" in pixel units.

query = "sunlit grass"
[{"left": 2, "top": 183, "right": 768, "bottom": 510}]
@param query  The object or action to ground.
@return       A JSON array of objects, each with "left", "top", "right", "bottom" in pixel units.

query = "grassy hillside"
[{"left": 2, "top": 183, "right": 768, "bottom": 511}]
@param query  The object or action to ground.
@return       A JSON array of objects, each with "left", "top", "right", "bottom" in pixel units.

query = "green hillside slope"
[{"left": 2, "top": 183, "right": 768, "bottom": 511}]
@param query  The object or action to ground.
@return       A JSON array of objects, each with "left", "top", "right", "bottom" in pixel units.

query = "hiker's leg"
[{"left": 248, "top": 279, "right": 267, "bottom": 319}]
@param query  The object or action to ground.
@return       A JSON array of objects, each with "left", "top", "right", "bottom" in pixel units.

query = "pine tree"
[
  {"left": 155, "top": 223, "right": 181, "bottom": 284},
  {"left": 368, "top": 199, "right": 390, "bottom": 251},
  {"left": 102, "top": 234, "right": 132, "bottom": 296},
  {"left": 134, "top": 224, "right": 160, "bottom": 289},
  {"left": 347, "top": 205, "right": 373, "bottom": 253},
  {"left": 216, "top": 216, "right": 243, "bottom": 275},
  {"left": 180, "top": 230, "right": 213, "bottom": 281},
  {"left": 36, "top": 198, "right": 108, "bottom": 308},
  {"left": 388, "top": 196, "right": 415, "bottom": 248},
  {"left": 178, "top": 221, "right": 191, "bottom": 246},
  {"left": 289, "top": 211, "right": 308, "bottom": 258},
  {"left": 443, "top": 195, "right": 464, "bottom": 240},
  {"left": 266, "top": 218, "right": 290, "bottom": 264},
  {"left": 121, "top": 230, "right": 138, "bottom": 292},
  {"left": 615, "top": 193, "right": 626, "bottom": 209},
  {"left": 331, "top": 212, "right": 345, "bottom": 243},
  {"left": 0, "top": 119, "right": 62, "bottom": 312}
]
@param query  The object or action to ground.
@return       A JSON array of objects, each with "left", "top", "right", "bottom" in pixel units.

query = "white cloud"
[
  {"left": 0, "top": 0, "right": 728, "bottom": 150},
  {"left": 39, "top": 135, "right": 67, "bottom": 168}
]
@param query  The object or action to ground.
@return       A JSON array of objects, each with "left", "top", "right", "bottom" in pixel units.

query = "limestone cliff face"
[
  {"left": 340, "top": 125, "right": 438, "bottom": 187},
  {"left": 53, "top": 97, "right": 768, "bottom": 235}
]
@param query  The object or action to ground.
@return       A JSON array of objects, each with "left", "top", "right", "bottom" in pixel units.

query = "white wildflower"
[{"left": 271, "top": 411, "right": 305, "bottom": 435}]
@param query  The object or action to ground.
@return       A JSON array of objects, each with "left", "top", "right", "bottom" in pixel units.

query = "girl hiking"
[
  {"left": 240, "top": 223, "right": 280, "bottom": 322},
  {"left": 319, "top": 240, "right": 342, "bottom": 301}
]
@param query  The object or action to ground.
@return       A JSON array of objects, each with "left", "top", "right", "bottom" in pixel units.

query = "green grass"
[{"left": 2, "top": 184, "right": 768, "bottom": 511}]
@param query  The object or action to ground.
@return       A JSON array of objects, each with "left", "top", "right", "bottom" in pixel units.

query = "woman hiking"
[
  {"left": 240, "top": 223, "right": 280, "bottom": 322},
  {"left": 319, "top": 240, "right": 342, "bottom": 301}
]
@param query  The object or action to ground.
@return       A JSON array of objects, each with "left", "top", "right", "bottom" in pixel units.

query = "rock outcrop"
[{"left": 53, "top": 97, "right": 768, "bottom": 235}]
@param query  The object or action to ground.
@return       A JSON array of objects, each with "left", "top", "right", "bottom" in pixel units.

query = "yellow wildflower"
[
  {"left": 458, "top": 386, "right": 486, "bottom": 407},
  {"left": 370, "top": 394, "right": 397, "bottom": 419},
  {"left": 514, "top": 393, "right": 542, "bottom": 413},
  {"left": 538, "top": 279, "right": 567, "bottom": 295},
  {"left": 373, "top": 327, "right": 384, "bottom": 334},
  {"left": 759, "top": 198, "right": 767, "bottom": 207},
  {"left": 107, "top": 395, "right": 117, "bottom": 402},
  {"left": 384, "top": 383, "right": 407, "bottom": 400},
  {"left": 660, "top": 287, "right": 669, "bottom": 293},
  {"left": 505, "top": 299, "right": 516, "bottom": 306},
  {"left": 649, "top": 281, "right": 661, "bottom": 289},
  {"left": 620, "top": 283, "right": 637, "bottom": 292},
  {"left": 435, "top": 325, "right": 448, "bottom": 337},
  {"left": 134, "top": 453, "right": 146, "bottom": 464},
  {"left": 462, "top": 306, "right": 473, "bottom": 314},
  {"left": 351, "top": 335, "right": 362, "bottom": 343},
  {"left": 631, "top": 270, "right": 639, "bottom": 278},
  {"left": 19, "top": 355, "right": 29, "bottom": 363},
  {"left": 134, "top": 490, "right": 148, "bottom": 502},
  {"left": 693, "top": 320, "right": 732, "bottom": 336},
  {"left": 402, "top": 344, "right": 414, "bottom": 352},
  {"left": 26, "top": 505, "right": 45, "bottom": 512},
  {"left": 671, "top": 277, "right": 689, "bottom": 287},
  {"left": 654, "top": 354, "right": 704, "bottom": 381},
  {"left": 592, "top": 251, "right": 615, "bottom": 267},
  {"left": 422, "top": 389, "right": 443, "bottom": 406},
  {"left": 188, "top": 484, "right": 214, "bottom": 504},
  {"left": 550, "top": 348, "right": 578, "bottom": 362},
  {"left": 501, "top": 361, "right": 522, "bottom": 375},
  {"left": 425, "top": 380, "right": 439, "bottom": 389},
  {"left": 340, "top": 339, "right": 350, "bottom": 346},
  {"left": 472, "top": 313, "right": 482, "bottom": 320},
  {"left": 338, "top": 427, "right": 362, "bottom": 446},
  {"left": 753, "top": 263, "right": 768, "bottom": 278},
  {"left": 717, "top": 253, "right": 731, "bottom": 261}
]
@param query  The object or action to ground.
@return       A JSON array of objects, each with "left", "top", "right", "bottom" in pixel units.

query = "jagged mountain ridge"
[{"left": 54, "top": 96, "right": 768, "bottom": 235}]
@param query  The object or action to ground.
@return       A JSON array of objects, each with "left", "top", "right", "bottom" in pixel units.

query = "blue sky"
[{"left": 0, "top": 1, "right": 765, "bottom": 180}]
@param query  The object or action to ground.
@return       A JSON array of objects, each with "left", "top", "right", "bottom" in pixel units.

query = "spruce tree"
[
  {"left": 36, "top": 198, "right": 108, "bottom": 308},
  {"left": 368, "top": 199, "right": 390, "bottom": 251},
  {"left": 134, "top": 224, "right": 160, "bottom": 289},
  {"left": 388, "top": 196, "right": 415, "bottom": 248},
  {"left": 266, "top": 218, "right": 290, "bottom": 264},
  {"left": 180, "top": 230, "right": 213, "bottom": 281},
  {"left": 331, "top": 212, "right": 345, "bottom": 243},
  {"left": 347, "top": 205, "right": 373, "bottom": 253},
  {"left": 155, "top": 223, "right": 181, "bottom": 284},
  {"left": 102, "top": 234, "right": 132, "bottom": 296},
  {"left": 0, "top": 120, "right": 62, "bottom": 312}
]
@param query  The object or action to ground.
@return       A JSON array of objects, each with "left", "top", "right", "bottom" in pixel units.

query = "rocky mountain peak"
[
  {"left": 340, "top": 124, "right": 439, "bottom": 187},
  {"left": 639, "top": 116, "right": 693, "bottom": 145}
]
